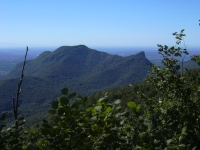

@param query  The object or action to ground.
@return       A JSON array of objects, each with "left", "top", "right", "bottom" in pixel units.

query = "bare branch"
[{"left": 13, "top": 46, "right": 28, "bottom": 130}]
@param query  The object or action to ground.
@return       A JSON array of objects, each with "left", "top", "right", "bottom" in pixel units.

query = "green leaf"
[
  {"left": 120, "top": 119, "right": 124, "bottom": 125},
  {"left": 83, "top": 96, "right": 87, "bottom": 103},
  {"left": 0, "top": 113, "right": 7, "bottom": 120},
  {"left": 105, "top": 107, "right": 112, "bottom": 113},
  {"left": 59, "top": 96, "right": 69, "bottom": 105},
  {"left": 178, "top": 144, "right": 186, "bottom": 148},
  {"left": 114, "top": 99, "right": 121, "bottom": 105},
  {"left": 192, "top": 146, "right": 197, "bottom": 150},
  {"left": 7, "top": 127, "right": 12, "bottom": 131},
  {"left": 61, "top": 88, "right": 68, "bottom": 95},
  {"left": 86, "top": 107, "right": 93, "bottom": 112},
  {"left": 95, "top": 106, "right": 102, "bottom": 111},
  {"left": 127, "top": 101, "right": 136, "bottom": 109},
  {"left": 136, "top": 105, "right": 141, "bottom": 112},
  {"left": 92, "top": 108, "right": 97, "bottom": 114},
  {"left": 69, "top": 92, "right": 76, "bottom": 99},
  {"left": 181, "top": 126, "right": 187, "bottom": 135},
  {"left": 167, "top": 139, "right": 172, "bottom": 145},
  {"left": 48, "top": 110, "right": 56, "bottom": 115},
  {"left": 52, "top": 101, "right": 58, "bottom": 109},
  {"left": 91, "top": 116, "right": 97, "bottom": 121},
  {"left": 115, "top": 111, "right": 128, "bottom": 118},
  {"left": 98, "top": 97, "right": 106, "bottom": 102},
  {"left": 76, "top": 98, "right": 84, "bottom": 105},
  {"left": 120, "top": 111, "right": 128, "bottom": 116},
  {"left": 154, "top": 139, "right": 160, "bottom": 144},
  {"left": 58, "top": 107, "right": 65, "bottom": 116},
  {"left": 179, "top": 135, "right": 186, "bottom": 142},
  {"left": 43, "top": 119, "right": 48, "bottom": 123},
  {"left": 110, "top": 127, "right": 118, "bottom": 131}
]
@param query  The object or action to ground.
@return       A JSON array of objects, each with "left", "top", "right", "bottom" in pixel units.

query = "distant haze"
[{"left": 0, "top": 46, "right": 200, "bottom": 61}]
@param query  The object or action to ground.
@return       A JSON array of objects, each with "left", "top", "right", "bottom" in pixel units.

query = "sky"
[{"left": 0, "top": 0, "right": 200, "bottom": 49}]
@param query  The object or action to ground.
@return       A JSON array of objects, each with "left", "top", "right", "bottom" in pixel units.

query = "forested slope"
[{"left": 0, "top": 45, "right": 151, "bottom": 124}]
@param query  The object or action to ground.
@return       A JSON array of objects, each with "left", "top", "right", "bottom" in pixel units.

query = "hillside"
[
  {"left": 0, "top": 45, "right": 151, "bottom": 124},
  {"left": 150, "top": 58, "right": 199, "bottom": 70}
]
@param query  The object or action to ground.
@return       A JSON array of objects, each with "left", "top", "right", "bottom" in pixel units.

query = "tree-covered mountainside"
[
  {"left": 5, "top": 45, "right": 151, "bottom": 81},
  {"left": 0, "top": 45, "right": 151, "bottom": 124}
]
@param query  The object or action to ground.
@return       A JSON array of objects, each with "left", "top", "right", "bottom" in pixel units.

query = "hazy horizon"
[{"left": 0, "top": 46, "right": 199, "bottom": 61}]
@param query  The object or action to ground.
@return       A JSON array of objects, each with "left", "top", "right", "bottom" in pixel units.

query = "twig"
[{"left": 13, "top": 46, "right": 28, "bottom": 130}]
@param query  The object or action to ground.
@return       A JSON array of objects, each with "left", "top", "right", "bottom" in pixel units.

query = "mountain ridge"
[
  {"left": 5, "top": 45, "right": 148, "bottom": 79},
  {"left": 0, "top": 45, "right": 151, "bottom": 124}
]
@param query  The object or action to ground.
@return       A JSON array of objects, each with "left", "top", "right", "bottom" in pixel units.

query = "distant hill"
[
  {"left": 0, "top": 45, "right": 151, "bottom": 124},
  {"left": 181, "top": 59, "right": 199, "bottom": 69},
  {"left": 150, "top": 59, "right": 199, "bottom": 70}
]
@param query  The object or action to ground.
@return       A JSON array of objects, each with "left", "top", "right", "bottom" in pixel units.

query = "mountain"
[
  {"left": 0, "top": 45, "right": 151, "bottom": 124},
  {"left": 181, "top": 59, "right": 199, "bottom": 69},
  {"left": 150, "top": 59, "right": 199, "bottom": 70}
]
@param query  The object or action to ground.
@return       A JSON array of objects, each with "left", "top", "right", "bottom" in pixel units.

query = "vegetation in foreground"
[{"left": 1, "top": 30, "right": 200, "bottom": 149}]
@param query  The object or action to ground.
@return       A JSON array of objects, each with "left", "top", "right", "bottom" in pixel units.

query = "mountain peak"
[
  {"left": 135, "top": 51, "right": 145, "bottom": 56},
  {"left": 58, "top": 45, "right": 88, "bottom": 49},
  {"left": 127, "top": 51, "right": 146, "bottom": 59},
  {"left": 136, "top": 51, "right": 146, "bottom": 57}
]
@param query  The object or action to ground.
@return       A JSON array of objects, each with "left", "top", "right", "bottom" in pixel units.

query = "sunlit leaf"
[
  {"left": 91, "top": 116, "right": 97, "bottom": 121},
  {"left": 136, "top": 105, "right": 141, "bottom": 112},
  {"left": 114, "top": 99, "right": 121, "bottom": 105},
  {"left": 95, "top": 106, "right": 102, "bottom": 111},
  {"left": 105, "top": 107, "right": 112, "bottom": 113},
  {"left": 127, "top": 101, "right": 136, "bottom": 109},
  {"left": 86, "top": 107, "right": 93, "bottom": 112},
  {"left": 98, "top": 97, "right": 106, "bottom": 102}
]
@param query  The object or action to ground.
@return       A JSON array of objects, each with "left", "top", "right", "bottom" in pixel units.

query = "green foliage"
[
  {"left": 141, "top": 29, "right": 200, "bottom": 149},
  {"left": 0, "top": 113, "right": 7, "bottom": 148},
  {"left": 0, "top": 114, "right": 26, "bottom": 149},
  {"left": 28, "top": 90, "right": 139, "bottom": 149}
]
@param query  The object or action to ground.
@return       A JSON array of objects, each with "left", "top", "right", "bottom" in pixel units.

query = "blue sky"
[{"left": 0, "top": 0, "right": 200, "bottom": 49}]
